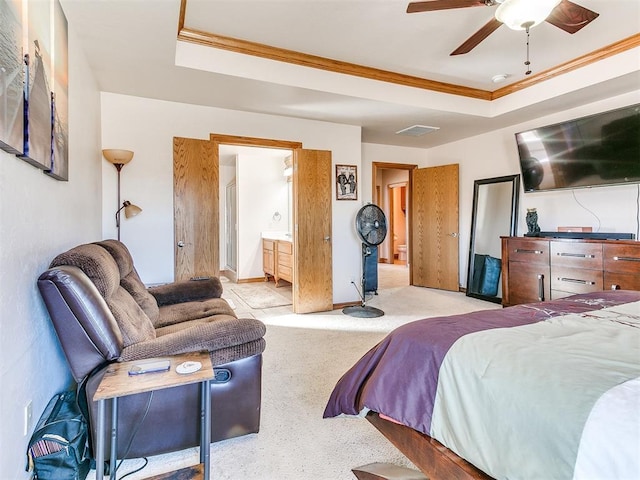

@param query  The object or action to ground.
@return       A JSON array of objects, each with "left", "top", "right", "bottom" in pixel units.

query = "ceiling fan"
[{"left": 407, "top": 0, "right": 599, "bottom": 56}]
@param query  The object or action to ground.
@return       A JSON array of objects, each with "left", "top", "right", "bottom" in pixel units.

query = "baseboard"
[
  {"left": 334, "top": 300, "right": 361, "bottom": 310},
  {"left": 237, "top": 277, "right": 268, "bottom": 284}
]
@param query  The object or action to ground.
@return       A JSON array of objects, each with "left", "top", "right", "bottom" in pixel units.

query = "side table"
[{"left": 93, "top": 352, "right": 214, "bottom": 480}]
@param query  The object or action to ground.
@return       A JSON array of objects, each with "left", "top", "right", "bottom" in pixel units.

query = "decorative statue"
[{"left": 526, "top": 208, "right": 541, "bottom": 234}]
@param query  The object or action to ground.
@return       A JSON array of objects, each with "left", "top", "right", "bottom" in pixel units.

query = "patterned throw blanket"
[{"left": 324, "top": 290, "right": 640, "bottom": 479}]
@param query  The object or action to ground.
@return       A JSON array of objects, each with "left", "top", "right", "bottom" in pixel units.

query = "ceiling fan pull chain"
[{"left": 524, "top": 24, "right": 532, "bottom": 76}]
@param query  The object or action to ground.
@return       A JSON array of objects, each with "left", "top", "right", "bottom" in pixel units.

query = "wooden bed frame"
[{"left": 359, "top": 412, "right": 494, "bottom": 480}]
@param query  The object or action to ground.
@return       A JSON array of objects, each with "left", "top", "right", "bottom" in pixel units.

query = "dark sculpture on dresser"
[{"left": 526, "top": 208, "right": 541, "bottom": 234}]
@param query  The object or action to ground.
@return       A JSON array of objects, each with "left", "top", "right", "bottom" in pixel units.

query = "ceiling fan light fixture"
[{"left": 495, "top": 0, "right": 561, "bottom": 30}]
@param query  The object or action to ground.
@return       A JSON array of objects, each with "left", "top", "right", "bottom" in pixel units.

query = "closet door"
[{"left": 411, "top": 164, "right": 459, "bottom": 291}]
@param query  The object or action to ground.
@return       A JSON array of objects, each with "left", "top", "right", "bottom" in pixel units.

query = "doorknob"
[
  {"left": 448, "top": 232, "right": 458, "bottom": 238},
  {"left": 177, "top": 241, "right": 185, "bottom": 247},
  {"left": 324, "top": 236, "right": 331, "bottom": 242}
]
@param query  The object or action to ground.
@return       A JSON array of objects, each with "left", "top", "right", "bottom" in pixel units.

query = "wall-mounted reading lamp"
[{"left": 102, "top": 149, "right": 142, "bottom": 241}]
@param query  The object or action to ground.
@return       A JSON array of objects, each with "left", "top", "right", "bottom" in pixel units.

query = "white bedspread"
[{"left": 573, "top": 376, "right": 640, "bottom": 480}]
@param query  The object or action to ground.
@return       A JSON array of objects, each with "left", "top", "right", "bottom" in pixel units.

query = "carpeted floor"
[{"left": 88, "top": 266, "right": 499, "bottom": 479}]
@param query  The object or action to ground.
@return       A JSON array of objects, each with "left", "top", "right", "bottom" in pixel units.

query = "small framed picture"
[{"left": 336, "top": 164, "right": 357, "bottom": 200}]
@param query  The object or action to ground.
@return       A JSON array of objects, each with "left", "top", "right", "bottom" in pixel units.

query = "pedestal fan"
[{"left": 343, "top": 204, "right": 388, "bottom": 318}]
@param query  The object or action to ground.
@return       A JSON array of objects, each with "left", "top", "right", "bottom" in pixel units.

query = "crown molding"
[{"left": 178, "top": 0, "right": 639, "bottom": 102}]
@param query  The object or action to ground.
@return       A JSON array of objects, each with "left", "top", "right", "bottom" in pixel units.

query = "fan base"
[{"left": 342, "top": 305, "right": 385, "bottom": 318}]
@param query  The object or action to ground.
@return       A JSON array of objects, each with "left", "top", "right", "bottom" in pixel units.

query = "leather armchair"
[{"left": 37, "top": 240, "right": 266, "bottom": 460}]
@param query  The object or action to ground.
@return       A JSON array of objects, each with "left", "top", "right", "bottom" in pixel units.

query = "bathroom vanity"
[{"left": 262, "top": 233, "right": 293, "bottom": 286}]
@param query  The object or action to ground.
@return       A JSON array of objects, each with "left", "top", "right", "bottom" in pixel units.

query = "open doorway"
[
  {"left": 372, "top": 162, "right": 417, "bottom": 290},
  {"left": 174, "top": 134, "right": 333, "bottom": 314},
  {"left": 219, "top": 145, "right": 293, "bottom": 280},
  {"left": 219, "top": 144, "right": 295, "bottom": 318}
]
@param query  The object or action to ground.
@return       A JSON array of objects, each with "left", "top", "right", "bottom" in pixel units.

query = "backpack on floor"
[{"left": 26, "top": 390, "right": 90, "bottom": 480}]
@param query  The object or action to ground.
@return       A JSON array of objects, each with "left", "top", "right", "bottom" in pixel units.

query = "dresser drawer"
[
  {"left": 551, "top": 241, "right": 603, "bottom": 270},
  {"left": 263, "top": 239, "right": 275, "bottom": 251},
  {"left": 604, "top": 244, "right": 640, "bottom": 274},
  {"left": 507, "top": 238, "right": 549, "bottom": 265},
  {"left": 278, "top": 252, "right": 292, "bottom": 268},
  {"left": 278, "top": 264, "right": 292, "bottom": 282},
  {"left": 506, "top": 261, "right": 551, "bottom": 304},
  {"left": 551, "top": 267, "right": 603, "bottom": 296},
  {"left": 604, "top": 272, "right": 640, "bottom": 291},
  {"left": 277, "top": 241, "right": 293, "bottom": 255}
]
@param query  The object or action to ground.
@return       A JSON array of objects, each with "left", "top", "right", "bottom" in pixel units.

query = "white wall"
[
  {"left": 0, "top": 26, "right": 102, "bottom": 478},
  {"left": 428, "top": 90, "right": 640, "bottom": 287},
  {"left": 100, "top": 93, "right": 363, "bottom": 304},
  {"left": 361, "top": 143, "right": 430, "bottom": 202}
]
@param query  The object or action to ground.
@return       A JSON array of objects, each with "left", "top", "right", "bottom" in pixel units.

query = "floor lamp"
[{"left": 102, "top": 149, "right": 142, "bottom": 241}]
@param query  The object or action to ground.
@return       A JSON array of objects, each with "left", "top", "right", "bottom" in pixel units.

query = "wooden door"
[
  {"left": 173, "top": 137, "right": 219, "bottom": 281},
  {"left": 293, "top": 149, "right": 333, "bottom": 313},
  {"left": 411, "top": 164, "right": 459, "bottom": 291}
]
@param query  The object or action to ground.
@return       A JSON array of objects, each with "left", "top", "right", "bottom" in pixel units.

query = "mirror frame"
[{"left": 466, "top": 174, "right": 520, "bottom": 304}]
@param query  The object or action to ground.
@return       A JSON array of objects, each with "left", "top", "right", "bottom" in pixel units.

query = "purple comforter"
[{"left": 323, "top": 290, "right": 640, "bottom": 436}]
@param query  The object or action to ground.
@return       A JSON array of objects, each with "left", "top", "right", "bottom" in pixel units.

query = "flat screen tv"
[{"left": 516, "top": 103, "right": 640, "bottom": 192}]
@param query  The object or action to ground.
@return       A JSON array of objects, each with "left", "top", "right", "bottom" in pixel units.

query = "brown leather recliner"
[{"left": 37, "top": 239, "right": 266, "bottom": 460}]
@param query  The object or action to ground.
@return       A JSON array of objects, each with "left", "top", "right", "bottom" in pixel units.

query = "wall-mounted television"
[{"left": 515, "top": 103, "right": 640, "bottom": 192}]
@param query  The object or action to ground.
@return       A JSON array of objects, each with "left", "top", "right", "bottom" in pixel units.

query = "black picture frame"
[{"left": 336, "top": 164, "right": 357, "bottom": 200}]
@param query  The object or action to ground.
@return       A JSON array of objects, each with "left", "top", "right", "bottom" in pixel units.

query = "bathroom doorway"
[
  {"left": 388, "top": 182, "right": 408, "bottom": 266},
  {"left": 372, "top": 162, "right": 416, "bottom": 290}
]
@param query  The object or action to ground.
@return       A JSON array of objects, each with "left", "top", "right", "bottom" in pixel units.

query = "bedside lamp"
[{"left": 103, "top": 149, "right": 142, "bottom": 241}]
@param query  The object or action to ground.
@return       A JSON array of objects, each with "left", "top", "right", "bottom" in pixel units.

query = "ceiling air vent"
[{"left": 395, "top": 125, "right": 440, "bottom": 137}]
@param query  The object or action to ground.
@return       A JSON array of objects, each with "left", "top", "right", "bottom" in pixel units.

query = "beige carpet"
[
  {"left": 87, "top": 280, "right": 499, "bottom": 479},
  {"left": 229, "top": 283, "right": 292, "bottom": 309}
]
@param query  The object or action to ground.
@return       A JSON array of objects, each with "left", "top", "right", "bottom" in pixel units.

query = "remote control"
[{"left": 128, "top": 359, "right": 171, "bottom": 375}]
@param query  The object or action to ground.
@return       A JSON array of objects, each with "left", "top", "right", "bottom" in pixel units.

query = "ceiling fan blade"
[
  {"left": 450, "top": 17, "right": 502, "bottom": 55},
  {"left": 407, "top": 0, "right": 490, "bottom": 14},
  {"left": 545, "top": 0, "right": 599, "bottom": 34}
]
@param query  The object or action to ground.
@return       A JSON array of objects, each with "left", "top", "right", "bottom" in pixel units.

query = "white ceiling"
[{"left": 61, "top": 0, "right": 640, "bottom": 148}]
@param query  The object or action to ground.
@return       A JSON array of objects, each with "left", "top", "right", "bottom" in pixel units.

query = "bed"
[{"left": 324, "top": 290, "right": 640, "bottom": 480}]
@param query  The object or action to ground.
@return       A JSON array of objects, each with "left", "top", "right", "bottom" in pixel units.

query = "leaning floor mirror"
[{"left": 466, "top": 174, "right": 520, "bottom": 304}]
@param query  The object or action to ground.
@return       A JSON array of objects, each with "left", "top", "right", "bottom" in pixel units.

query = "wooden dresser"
[{"left": 501, "top": 236, "right": 640, "bottom": 307}]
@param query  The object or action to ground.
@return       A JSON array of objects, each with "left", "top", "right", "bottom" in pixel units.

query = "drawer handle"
[
  {"left": 557, "top": 277, "right": 596, "bottom": 286},
  {"left": 613, "top": 256, "right": 640, "bottom": 262},
  {"left": 515, "top": 249, "right": 543, "bottom": 254},
  {"left": 556, "top": 252, "right": 595, "bottom": 258},
  {"left": 537, "top": 274, "right": 545, "bottom": 301}
]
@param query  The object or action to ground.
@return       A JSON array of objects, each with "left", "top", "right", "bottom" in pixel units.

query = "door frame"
[
  {"left": 210, "top": 133, "right": 303, "bottom": 299},
  {"left": 372, "top": 162, "right": 417, "bottom": 274}
]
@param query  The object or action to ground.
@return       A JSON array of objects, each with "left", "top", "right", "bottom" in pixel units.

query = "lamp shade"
[
  {"left": 122, "top": 200, "right": 142, "bottom": 219},
  {"left": 102, "top": 149, "right": 134, "bottom": 165},
  {"left": 495, "top": 0, "right": 561, "bottom": 30}
]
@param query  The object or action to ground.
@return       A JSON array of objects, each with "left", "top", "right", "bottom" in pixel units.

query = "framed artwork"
[
  {"left": 336, "top": 164, "right": 357, "bottom": 200},
  {"left": 0, "top": 0, "right": 24, "bottom": 154},
  {"left": 45, "top": 0, "right": 68, "bottom": 181},
  {"left": 19, "top": 0, "right": 53, "bottom": 170}
]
